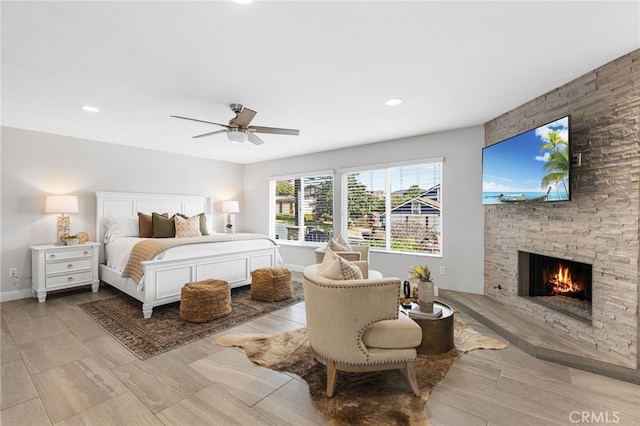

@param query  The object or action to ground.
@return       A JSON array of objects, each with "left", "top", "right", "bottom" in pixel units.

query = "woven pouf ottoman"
[
  {"left": 180, "top": 279, "right": 232, "bottom": 323},
  {"left": 250, "top": 267, "right": 292, "bottom": 302}
]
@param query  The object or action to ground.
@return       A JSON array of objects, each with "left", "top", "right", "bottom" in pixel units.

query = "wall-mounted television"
[{"left": 482, "top": 115, "right": 571, "bottom": 205}]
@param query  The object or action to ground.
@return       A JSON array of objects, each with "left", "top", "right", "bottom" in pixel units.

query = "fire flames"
[{"left": 548, "top": 264, "right": 584, "bottom": 295}]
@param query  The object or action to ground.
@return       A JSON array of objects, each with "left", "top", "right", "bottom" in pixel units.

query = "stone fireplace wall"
[{"left": 484, "top": 50, "right": 640, "bottom": 369}]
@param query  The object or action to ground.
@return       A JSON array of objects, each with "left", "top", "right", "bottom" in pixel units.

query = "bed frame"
[{"left": 96, "top": 191, "right": 280, "bottom": 318}]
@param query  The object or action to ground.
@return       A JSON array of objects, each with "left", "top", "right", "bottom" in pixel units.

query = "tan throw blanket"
[{"left": 122, "top": 233, "right": 275, "bottom": 282}]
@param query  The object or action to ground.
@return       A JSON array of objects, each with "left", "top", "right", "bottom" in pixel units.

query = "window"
[
  {"left": 343, "top": 160, "right": 442, "bottom": 255},
  {"left": 271, "top": 173, "right": 334, "bottom": 243}
]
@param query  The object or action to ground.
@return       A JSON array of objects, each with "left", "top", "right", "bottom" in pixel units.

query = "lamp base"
[
  {"left": 56, "top": 215, "right": 70, "bottom": 244},
  {"left": 226, "top": 214, "right": 236, "bottom": 233}
]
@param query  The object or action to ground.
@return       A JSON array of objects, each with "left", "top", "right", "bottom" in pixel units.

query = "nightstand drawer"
[
  {"left": 45, "top": 248, "right": 92, "bottom": 262},
  {"left": 46, "top": 258, "right": 92, "bottom": 275},
  {"left": 46, "top": 271, "right": 93, "bottom": 289}
]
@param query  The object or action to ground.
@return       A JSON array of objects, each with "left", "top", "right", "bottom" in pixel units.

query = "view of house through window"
[
  {"left": 272, "top": 174, "right": 334, "bottom": 243},
  {"left": 343, "top": 161, "right": 442, "bottom": 255}
]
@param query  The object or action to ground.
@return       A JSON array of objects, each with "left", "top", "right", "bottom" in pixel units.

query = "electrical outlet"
[
  {"left": 9, "top": 267, "right": 18, "bottom": 277},
  {"left": 439, "top": 266, "right": 446, "bottom": 275}
]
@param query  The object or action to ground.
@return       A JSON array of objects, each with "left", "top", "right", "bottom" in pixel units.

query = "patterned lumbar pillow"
[
  {"left": 337, "top": 256, "right": 363, "bottom": 280},
  {"left": 175, "top": 214, "right": 202, "bottom": 238}
]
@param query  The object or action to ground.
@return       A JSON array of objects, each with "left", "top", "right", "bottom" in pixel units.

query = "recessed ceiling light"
[
  {"left": 384, "top": 98, "right": 403, "bottom": 106},
  {"left": 81, "top": 105, "right": 100, "bottom": 113}
]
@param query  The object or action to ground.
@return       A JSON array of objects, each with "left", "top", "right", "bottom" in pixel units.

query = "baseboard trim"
[{"left": 0, "top": 288, "right": 33, "bottom": 302}]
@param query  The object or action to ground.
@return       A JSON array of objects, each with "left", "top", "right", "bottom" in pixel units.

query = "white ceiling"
[{"left": 2, "top": 1, "right": 639, "bottom": 165}]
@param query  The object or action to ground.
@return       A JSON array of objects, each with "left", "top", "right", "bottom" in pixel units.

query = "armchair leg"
[
  {"left": 326, "top": 360, "right": 338, "bottom": 397},
  {"left": 405, "top": 361, "right": 420, "bottom": 396}
]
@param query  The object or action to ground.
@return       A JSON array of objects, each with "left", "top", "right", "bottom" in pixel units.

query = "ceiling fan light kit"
[
  {"left": 227, "top": 129, "right": 248, "bottom": 144},
  {"left": 171, "top": 103, "right": 299, "bottom": 146}
]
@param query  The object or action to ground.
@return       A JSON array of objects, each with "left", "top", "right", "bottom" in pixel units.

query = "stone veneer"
[{"left": 484, "top": 50, "right": 640, "bottom": 369}]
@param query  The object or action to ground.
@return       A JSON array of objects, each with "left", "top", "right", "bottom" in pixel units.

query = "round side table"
[{"left": 404, "top": 301, "right": 454, "bottom": 355}]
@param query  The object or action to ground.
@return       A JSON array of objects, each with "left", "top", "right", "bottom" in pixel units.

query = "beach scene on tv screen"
[{"left": 483, "top": 116, "right": 570, "bottom": 204}]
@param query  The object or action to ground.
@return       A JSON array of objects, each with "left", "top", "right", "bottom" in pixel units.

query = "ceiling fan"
[{"left": 171, "top": 103, "right": 300, "bottom": 145}]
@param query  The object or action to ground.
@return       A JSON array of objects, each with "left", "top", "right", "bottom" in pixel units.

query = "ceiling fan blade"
[
  {"left": 193, "top": 129, "right": 227, "bottom": 139},
  {"left": 233, "top": 108, "right": 257, "bottom": 128},
  {"left": 248, "top": 125, "right": 300, "bottom": 136},
  {"left": 170, "top": 115, "right": 230, "bottom": 128},
  {"left": 247, "top": 132, "right": 265, "bottom": 145}
]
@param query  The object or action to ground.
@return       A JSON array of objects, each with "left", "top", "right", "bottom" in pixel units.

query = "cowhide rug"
[{"left": 216, "top": 314, "right": 507, "bottom": 426}]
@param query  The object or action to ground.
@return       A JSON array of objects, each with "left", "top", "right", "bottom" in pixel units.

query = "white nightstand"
[{"left": 29, "top": 242, "right": 101, "bottom": 302}]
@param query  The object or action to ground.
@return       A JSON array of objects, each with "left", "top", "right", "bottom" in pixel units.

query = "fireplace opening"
[{"left": 518, "top": 251, "right": 592, "bottom": 323}]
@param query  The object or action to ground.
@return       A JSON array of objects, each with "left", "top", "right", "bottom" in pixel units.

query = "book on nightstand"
[{"left": 408, "top": 306, "right": 443, "bottom": 319}]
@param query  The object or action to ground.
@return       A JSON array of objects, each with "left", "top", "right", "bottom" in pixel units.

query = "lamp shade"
[
  {"left": 45, "top": 195, "right": 79, "bottom": 214},
  {"left": 222, "top": 201, "right": 240, "bottom": 213}
]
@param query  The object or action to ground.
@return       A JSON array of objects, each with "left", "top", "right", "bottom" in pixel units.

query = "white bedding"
[{"left": 106, "top": 236, "right": 281, "bottom": 273}]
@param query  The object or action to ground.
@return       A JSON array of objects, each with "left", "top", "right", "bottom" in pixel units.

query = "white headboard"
[{"left": 95, "top": 191, "right": 212, "bottom": 262}]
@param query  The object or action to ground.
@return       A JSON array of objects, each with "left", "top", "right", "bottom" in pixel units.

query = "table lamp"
[
  {"left": 222, "top": 200, "right": 239, "bottom": 233},
  {"left": 45, "top": 195, "right": 79, "bottom": 244}
]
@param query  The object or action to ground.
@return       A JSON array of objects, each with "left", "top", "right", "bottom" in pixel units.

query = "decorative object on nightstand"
[
  {"left": 45, "top": 195, "right": 79, "bottom": 244},
  {"left": 29, "top": 242, "right": 100, "bottom": 302},
  {"left": 222, "top": 200, "right": 239, "bottom": 233},
  {"left": 65, "top": 234, "right": 80, "bottom": 245},
  {"left": 76, "top": 231, "right": 90, "bottom": 244},
  {"left": 408, "top": 264, "right": 442, "bottom": 318}
]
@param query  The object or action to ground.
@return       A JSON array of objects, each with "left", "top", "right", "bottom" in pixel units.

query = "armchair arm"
[{"left": 352, "top": 245, "right": 369, "bottom": 262}]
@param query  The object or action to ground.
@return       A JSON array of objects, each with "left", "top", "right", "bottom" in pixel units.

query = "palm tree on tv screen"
[{"left": 540, "top": 130, "right": 569, "bottom": 199}]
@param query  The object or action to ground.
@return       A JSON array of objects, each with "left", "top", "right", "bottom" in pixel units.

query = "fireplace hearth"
[{"left": 518, "top": 251, "right": 593, "bottom": 322}]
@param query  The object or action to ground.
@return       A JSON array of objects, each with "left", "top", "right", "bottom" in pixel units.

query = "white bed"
[{"left": 96, "top": 191, "right": 281, "bottom": 318}]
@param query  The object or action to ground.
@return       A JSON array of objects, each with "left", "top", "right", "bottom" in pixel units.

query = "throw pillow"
[
  {"left": 338, "top": 257, "right": 363, "bottom": 280},
  {"left": 152, "top": 213, "right": 176, "bottom": 238},
  {"left": 175, "top": 214, "right": 202, "bottom": 238},
  {"left": 138, "top": 212, "right": 168, "bottom": 238},
  {"left": 103, "top": 216, "right": 139, "bottom": 243},
  {"left": 318, "top": 253, "right": 363, "bottom": 281},
  {"left": 327, "top": 236, "right": 353, "bottom": 252},
  {"left": 177, "top": 213, "right": 209, "bottom": 236},
  {"left": 318, "top": 246, "right": 339, "bottom": 274},
  {"left": 335, "top": 234, "right": 353, "bottom": 251}
]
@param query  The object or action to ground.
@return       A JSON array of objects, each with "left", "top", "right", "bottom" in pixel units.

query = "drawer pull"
[
  {"left": 49, "top": 254, "right": 56, "bottom": 259},
  {"left": 67, "top": 264, "right": 74, "bottom": 269},
  {"left": 83, "top": 251, "right": 89, "bottom": 255},
  {"left": 67, "top": 277, "right": 74, "bottom": 282}
]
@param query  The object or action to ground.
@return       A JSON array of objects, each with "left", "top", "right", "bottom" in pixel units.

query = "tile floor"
[{"left": 1, "top": 283, "right": 639, "bottom": 425}]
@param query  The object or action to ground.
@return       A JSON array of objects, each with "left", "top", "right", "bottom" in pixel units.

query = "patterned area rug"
[
  {"left": 216, "top": 315, "right": 507, "bottom": 426},
  {"left": 78, "top": 281, "right": 304, "bottom": 359}
]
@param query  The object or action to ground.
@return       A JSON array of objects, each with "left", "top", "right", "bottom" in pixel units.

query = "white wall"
[
  {"left": 242, "top": 125, "right": 485, "bottom": 294},
  {"left": 1, "top": 125, "right": 485, "bottom": 299},
  {"left": 1, "top": 127, "right": 243, "bottom": 299}
]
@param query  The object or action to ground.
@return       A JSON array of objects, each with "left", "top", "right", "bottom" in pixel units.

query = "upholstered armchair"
[
  {"left": 314, "top": 244, "right": 369, "bottom": 264},
  {"left": 302, "top": 263, "right": 422, "bottom": 397}
]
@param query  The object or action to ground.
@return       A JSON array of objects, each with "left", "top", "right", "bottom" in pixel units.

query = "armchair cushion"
[{"left": 362, "top": 313, "right": 422, "bottom": 349}]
